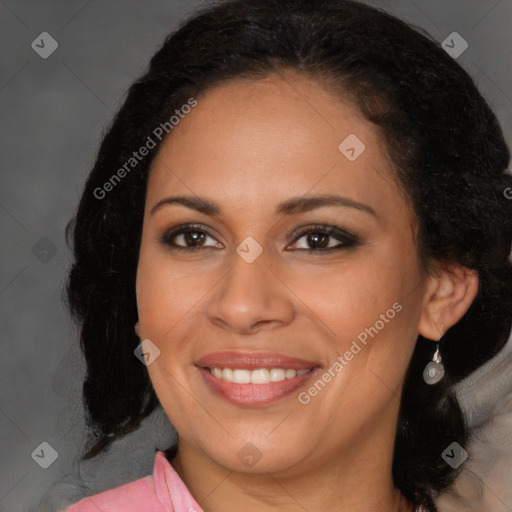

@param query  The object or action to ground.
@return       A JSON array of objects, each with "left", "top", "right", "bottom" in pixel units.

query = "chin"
[{"left": 203, "top": 438, "right": 307, "bottom": 474}]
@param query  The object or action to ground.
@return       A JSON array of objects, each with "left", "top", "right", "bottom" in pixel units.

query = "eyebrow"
[{"left": 150, "top": 194, "right": 377, "bottom": 218}]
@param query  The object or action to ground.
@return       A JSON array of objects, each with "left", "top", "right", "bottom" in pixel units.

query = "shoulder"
[
  {"left": 61, "top": 473, "right": 161, "bottom": 512},
  {"left": 60, "top": 451, "right": 191, "bottom": 512}
]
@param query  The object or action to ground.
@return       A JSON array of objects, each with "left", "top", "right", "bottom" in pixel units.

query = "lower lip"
[{"left": 198, "top": 367, "right": 320, "bottom": 407}]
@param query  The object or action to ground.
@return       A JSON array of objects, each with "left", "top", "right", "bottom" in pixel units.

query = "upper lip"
[{"left": 195, "top": 351, "right": 320, "bottom": 370}]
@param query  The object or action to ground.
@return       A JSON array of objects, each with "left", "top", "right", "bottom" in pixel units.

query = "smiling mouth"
[
  {"left": 197, "top": 365, "right": 321, "bottom": 407},
  {"left": 208, "top": 367, "right": 312, "bottom": 384}
]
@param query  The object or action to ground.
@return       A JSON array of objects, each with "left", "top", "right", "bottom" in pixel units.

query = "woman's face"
[{"left": 136, "top": 72, "right": 431, "bottom": 475}]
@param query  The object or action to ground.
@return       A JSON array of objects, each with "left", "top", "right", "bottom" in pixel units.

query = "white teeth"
[
  {"left": 209, "top": 367, "right": 312, "bottom": 383},
  {"left": 270, "top": 368, "right": 286, "bottom": 381},
  {"left": 222, "top": 368, "right": 234, "bottom": 381},
  {"left": 233, "top": 369, "right": 251, "bottom": 384},
  {"left": 251, "top": 368, "right": 270, "bottom": 384},
  {"left": 285, "top": 369, "right": 297, "bottom": 379}
]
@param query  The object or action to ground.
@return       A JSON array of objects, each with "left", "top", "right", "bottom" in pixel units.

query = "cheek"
[
  {"left": 291, "top": 248, "right": 420, "bottom": 388},
  {"left": 136, "top": 182, "right": 177, "bottom": 314},
  {"left": 292, "top": 251, "right": 412, "bottom": 335},
  {"left": 136, "top": 246, "right": 206, "bottom": 337}
]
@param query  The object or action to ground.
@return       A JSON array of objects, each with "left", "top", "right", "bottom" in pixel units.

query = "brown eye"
[
  {"left": 289, "top": 225, "right": 360, "bottom": 252},
  {"left": 161, "top": 225, "right": 222, "bottom": 250}
]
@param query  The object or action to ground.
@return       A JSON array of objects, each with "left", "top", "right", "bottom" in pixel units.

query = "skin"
[{"left": 135, "top": 71, "right": 478, "bottom": 512}]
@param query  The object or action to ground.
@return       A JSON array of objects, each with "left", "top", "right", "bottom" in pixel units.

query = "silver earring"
[{"left": 423, "top": 324, "right": 445, "bottom": 385}]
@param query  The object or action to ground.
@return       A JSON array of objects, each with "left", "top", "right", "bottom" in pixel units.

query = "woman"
[{"left": 62, "top": 0, "right": 512, "bottom": 511}]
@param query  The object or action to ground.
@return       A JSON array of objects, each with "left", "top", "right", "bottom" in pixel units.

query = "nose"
[{"left": 204, "top": 250, "right": 296, "bottom": 335}]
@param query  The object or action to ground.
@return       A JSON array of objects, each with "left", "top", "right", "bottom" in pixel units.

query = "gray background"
[{"left": 1, "top": 1, "right": 511, "bottom": 511}]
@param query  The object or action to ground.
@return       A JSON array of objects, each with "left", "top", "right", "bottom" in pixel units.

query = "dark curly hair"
[{"left": 65, "top": 0, "right": 512, "bottom": 510}]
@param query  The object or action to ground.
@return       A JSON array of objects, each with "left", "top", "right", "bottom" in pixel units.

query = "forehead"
[{"left": 146, "top": 72, "right": 405, "bottom": 219}]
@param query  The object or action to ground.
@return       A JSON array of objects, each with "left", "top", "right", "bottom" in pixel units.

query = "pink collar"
[{"left": 153, "top": 451, "right": 204, "bottom": 512}]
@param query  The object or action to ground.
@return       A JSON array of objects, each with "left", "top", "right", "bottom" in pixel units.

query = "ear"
[{"left": 418, "top": 264, "right": 479, "bottom": 340}]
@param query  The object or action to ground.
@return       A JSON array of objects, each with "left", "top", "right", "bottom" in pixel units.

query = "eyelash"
[{"left": 160, "top": 223, "right": 360, "bottom": 254}]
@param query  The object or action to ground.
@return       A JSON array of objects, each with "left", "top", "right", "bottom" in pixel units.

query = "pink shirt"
[{"left": 62, "top": 451, "right": 204, "bottom": 512}]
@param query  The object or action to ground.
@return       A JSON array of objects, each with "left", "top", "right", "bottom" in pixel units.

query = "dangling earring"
[{"left": 423, "top": 323, "right": 445, "bottom": 385}]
